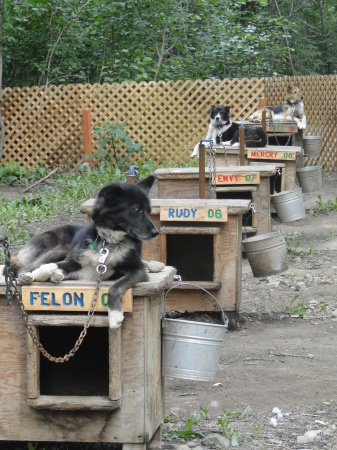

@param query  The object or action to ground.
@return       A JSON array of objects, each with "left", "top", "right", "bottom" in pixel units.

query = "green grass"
[
  {"left": 0, "top": 158, "right": 200, "bottom": 249},
  {"left": 0, "top": 161, "right": 154, "bottom": 244}
]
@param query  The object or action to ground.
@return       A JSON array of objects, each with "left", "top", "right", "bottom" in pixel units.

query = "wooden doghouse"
[
  {"left": 0, "top": 267, "right": 176, "bottom": 447},
  {"left": 211, "top": 145, "right": 302, "bottom": 192},
  {"left": 80, "top": 198, "right": 250, "bottom": 326},
  {"left": 243, "top": 119, "right": 304, "bottom": 148},
  {"left": 154, "top": 166, "right": 278, "bottom": 235},
  {"left": 143, "top": 199, "right": 250, "bottom": 326}
]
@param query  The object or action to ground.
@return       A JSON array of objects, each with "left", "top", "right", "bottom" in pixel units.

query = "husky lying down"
[{"left": 7, "top": 176, "right": 158, "bottom": 329}]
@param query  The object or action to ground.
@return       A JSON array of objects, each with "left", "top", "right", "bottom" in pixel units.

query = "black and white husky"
[
  {"left": 206, "top": 105, "right": 267, "bottom": 146},
  {"left": 7, "top": 176, "right": 158, "bottom": 329},
  {"left": 192, "top": 105, "right": 266, "bottom": 157}
]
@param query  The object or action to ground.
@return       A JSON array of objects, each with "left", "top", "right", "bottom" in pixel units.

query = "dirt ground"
[{"left": 1, "top": 172, "right": 337, "bottom": 449}]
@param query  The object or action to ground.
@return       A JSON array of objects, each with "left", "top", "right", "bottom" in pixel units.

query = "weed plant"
[
  {"left": 284, "top": 231, "right": 303, "bottom": 256},
  {"left": 315, "top": 195, "right": 337, "bottom": 213},
  {"left": 286, "top": 294, "right": 307, "bottom": 317}
]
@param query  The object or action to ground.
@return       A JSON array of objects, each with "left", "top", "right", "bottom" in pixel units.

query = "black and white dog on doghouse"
[
  {"left": 192, "top": 105, "right": 266, "bottom": 157},
  {"left": 207, "top": 105, "right": 267, "bottom": 146}
]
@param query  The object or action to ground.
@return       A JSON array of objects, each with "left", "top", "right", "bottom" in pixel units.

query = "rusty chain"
[{"left": 1, "top": 235, "right": 105, "bottom": 363}]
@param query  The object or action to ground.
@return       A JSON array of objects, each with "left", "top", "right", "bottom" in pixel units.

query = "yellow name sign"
[
  {"left": 247, "top": 150, "right": 296, "bottom": 160},
  {"left": 160, "top": 205, "right": 227, "bottom": 222},
  {"left": 266, "top": 124, "right": 298, "bottom": 133},
  {"left": 216, "top": 173, "right": 260, "bottom": 185},
  {"left": 21, "top": 285, "right": 133, "bottom": 312}
]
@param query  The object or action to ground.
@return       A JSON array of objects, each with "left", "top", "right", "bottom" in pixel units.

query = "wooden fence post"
[
  {"left": 198, "top": 144, "right": 206, "bottom": 199},
  {"left": 83, "top": 109, "right": 92, "bottom": 167},
  {"left": 239, "top": 125, "right": 245, "bottom": 166}
]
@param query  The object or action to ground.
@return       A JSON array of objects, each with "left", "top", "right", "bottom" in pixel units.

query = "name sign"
[
  {"left": 266, "top": 124, "right": 298, "bottom": 133},
  {"left": 247, "top": 150, "right": 296, "bottom": 160},
  {"left": 160, "top": 205, "right": 227, "bottom": 222},
  {"left": 216, "top": 173, "right": 260, "bottom": 185},
  {"left": 21, "top": 285, "right": 133, "bottom": 312}
]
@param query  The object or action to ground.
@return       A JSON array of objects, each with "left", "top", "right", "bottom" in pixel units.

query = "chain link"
[
  {"left": 208, "top": 140, "right": 217, "bottom": 199},
  {"left": 268, "top": 105, "right": 295, "bottom": 147},
  {"left": 2, "top": 235, "right": 103, "bottom": 363}
]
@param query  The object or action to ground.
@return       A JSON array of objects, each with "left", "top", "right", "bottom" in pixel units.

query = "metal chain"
[
  {"left": 1, "top": 235, "right": 106, "bottom": 364},
  {"left": 268, "top": 105, "right": 295, "bottom": 147},
  {"left": 217, "top": 127, "right": 229, "bottom": 166},
  {"left": 208, "top": 139, "right": 217, "bottom": 199},
  {"left": 3, "top": 237, "right": 13, "bottom": 306}
]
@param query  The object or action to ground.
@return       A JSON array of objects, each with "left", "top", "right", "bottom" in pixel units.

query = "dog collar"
[{"left": 92, "top": 236, "right": 100, "bottom": 250}]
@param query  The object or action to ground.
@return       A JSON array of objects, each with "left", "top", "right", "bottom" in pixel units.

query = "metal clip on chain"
[{"left": 97, "top": 244, "right": 109, "bottom": 274}]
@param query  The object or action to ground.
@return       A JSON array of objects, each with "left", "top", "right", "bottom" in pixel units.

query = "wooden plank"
[
  {"left": 199, "top": 144, "right": 206, "bottom": 199},
  {"left": 247, "top": 149, "right": 296, "bottom": 161},
  {"left": 216, "top": 186, "right": 257, "bottom": 192},
  {"left": 27, "top": 325, "right": 40, "bottom": 399},
  {"left": 21, "top": 285, "right": 133, "bottom": 312},
  {"left": 266, "top": 124, "right": 298, "bottom": 133},
  {"left": 216, "top": 172, "right": 260, "bottom": 185},
  {"left": 27, "top": 396, "right": 120, "bottom": 411},
  {"left": 151, "top": 198, "right": 251, "bottom": 216},
  {"left": 160, "top": 205, "right": 228, "bottom": 222},
  {"left": 109, "top": 327, "right": 121, "bottom": 401},
  {"left": 160, "top": 226, "right": 220, "bottom": 235}
]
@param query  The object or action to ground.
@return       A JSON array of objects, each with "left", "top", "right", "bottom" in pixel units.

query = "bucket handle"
[
  {"left": 243, "top": 203, "right": 282, "bottom": 240},
  {"left": 273, "top": 168, "right": 300, "bottom": 194},
  {"left": 163, "top": 275, "right": 229, "bottom": 328}
]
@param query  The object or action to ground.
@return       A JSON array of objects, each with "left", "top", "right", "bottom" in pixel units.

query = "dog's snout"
[{"left": 151, "top": 227, "right": 159, "bottom": 238}]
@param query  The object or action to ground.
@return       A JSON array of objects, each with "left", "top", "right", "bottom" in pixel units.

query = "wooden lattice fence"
[{"left": 1, "top": 75, "right": 336, "bottom": 170}]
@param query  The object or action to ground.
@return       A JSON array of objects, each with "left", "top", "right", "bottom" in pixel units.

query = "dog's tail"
[
  {"left": 2, "top": 256, "right": 21, "bottom": 277},
  {"left": 245, "top": 137, "right": 267, "bottom": 148}
]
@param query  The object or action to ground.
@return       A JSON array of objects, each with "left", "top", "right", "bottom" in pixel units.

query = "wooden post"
[
  {"left": 83, "top": 109, "right": 92, "bottom": 167},
  {"left": 199, "top": 144, "right": 206, "bottom": 199},
  {"left": 239, "top": 125, "right": 245, "bottom": 166},
  {"left": 259, "top": 98, "right": 268, "bottom": 109},
  {"left": 262, "top": 110, "right": 267, "bottom": 133}
]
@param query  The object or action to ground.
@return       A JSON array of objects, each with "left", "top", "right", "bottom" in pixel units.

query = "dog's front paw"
[
  {"left": 50, "top": 269, "right": 64, "bottom": 283},
  {"left": 32, "top": 263, "right": 58, "bottom": 282},
  {"left": 18, "top": 272, "right": 34, "bottom": 285},
  {"left": 108, "top": 309, "right": 124, "bottom": 329}
]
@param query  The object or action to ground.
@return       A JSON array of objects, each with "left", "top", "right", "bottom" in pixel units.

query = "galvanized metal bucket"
[
  {"left": 303, "top": 136, "right": 322, "bottom": 157},
  {"left": 271, "top": 187, "right": 306, "bottom": 222},
  {"left": 162, "top": 278, "right": 228, "bottom": 381},
  {"left": 296, "top": 166, "right": 322, "bottom": 193},
  {"left": 242, "top": 230, "right": 288, "bottom": 278}
]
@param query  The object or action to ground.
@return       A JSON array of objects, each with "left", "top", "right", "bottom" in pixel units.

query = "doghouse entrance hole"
[
  {"left": 166, "top": 234, "right": 214, "bottom": 281},
  {"left": 216, "top": 190, "right": 252, "bottom": 227},
  {"left": 39, "top": 326, "right": 109, "bottom": 396},
  {"left": 268, "top": 136, "right": 292, "bottom": 146}
]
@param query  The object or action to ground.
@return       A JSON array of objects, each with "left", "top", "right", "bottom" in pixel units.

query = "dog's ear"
[
  {"left": 136, "top": 175, "right": 155, "bottom": 195},
  {"left": 92, "top": 183, "right": 123, "bottom": 222},
  {"left": 97, "top": 183, "right": 123, "bottom": 202},
  {"left": 225, "top": 106, "right": 231, "bottom": 111}
]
